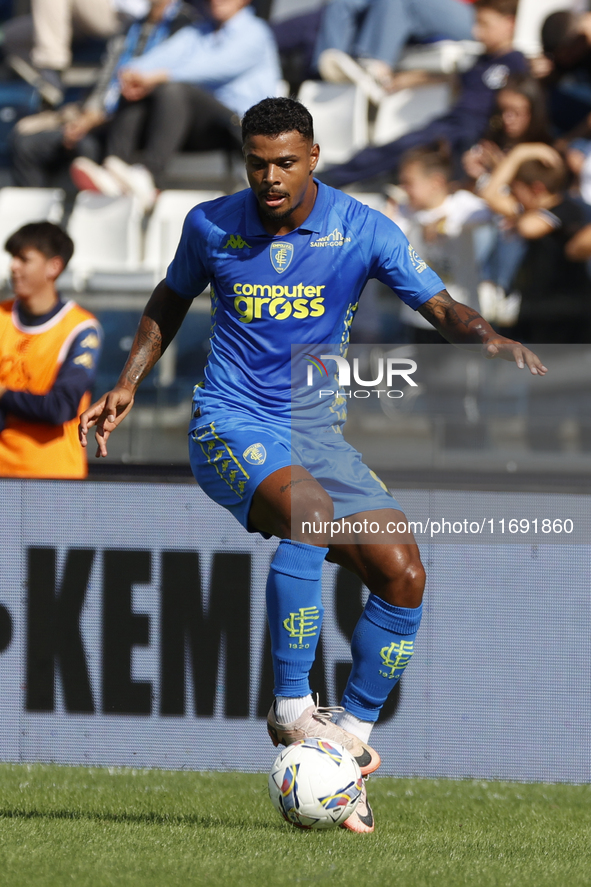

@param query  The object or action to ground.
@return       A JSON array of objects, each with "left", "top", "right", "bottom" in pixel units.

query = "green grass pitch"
[{"left": 1, "top": 763, "right": 591, "bottom": 887}]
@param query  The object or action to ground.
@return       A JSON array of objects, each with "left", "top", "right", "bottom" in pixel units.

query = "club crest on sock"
[{"left": 378, "top": 639, "right": 414, "bottom": 679}]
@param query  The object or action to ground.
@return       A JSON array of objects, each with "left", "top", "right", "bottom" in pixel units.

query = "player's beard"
[
  {"left": 257, "top": 190, "right": 305, "bottom": 223},
  {"left": 258, "top": 201, "right": 293, "bottom": 222}
]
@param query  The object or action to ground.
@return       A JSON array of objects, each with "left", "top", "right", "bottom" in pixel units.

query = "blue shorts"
[{"left": 188, "top": 411, "right": 401, "bottom": 533}]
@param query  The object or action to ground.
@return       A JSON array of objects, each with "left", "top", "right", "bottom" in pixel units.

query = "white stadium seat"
[
  {"left": 0, "top": 186, "right": 65, "bottom": 284},
  {"left": 397, "top": 40, "right": 483, "bottom": 74},
  {"left": 143, "top": 189, "right": 223, "bottom": 282},
  {"left": 513, "top": 0, "right": 572, "bottom": 57},
  {"left": 65, "top": 192, "right": 143, "bottom": 289},
  {"left": 372, "top": 82, "right": 452, "bottom": 146},
  {"left": 298, "top": 80, "right": 369, "bottom": 170}
]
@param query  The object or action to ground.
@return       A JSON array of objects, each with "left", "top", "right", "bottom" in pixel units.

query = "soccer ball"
[{"left": 268, "top": 738, "right": 363, "bottom": 829}]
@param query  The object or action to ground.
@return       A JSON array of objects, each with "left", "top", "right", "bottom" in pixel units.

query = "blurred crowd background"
[{"left": 1, "top": 0, "right": 591, "bottom": 443}]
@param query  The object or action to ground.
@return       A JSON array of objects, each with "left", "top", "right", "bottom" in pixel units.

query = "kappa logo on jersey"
[
  {"left": 73, "top": 352, "right": 95, "bottom": 369},
  {"left": 80, "top": 332, "right": 100, "bottom": 349},
  {"left": 408, "top": 244, "right": 427, "bottom": 274},
  {"left": 270, "top": 241, "right": 294, "bottom": 273},
  {"left": 310, "top": 228, "right": 351, "bottom": 248},
  {"left": 243, "top": 443, "right": 267, "bottom": 465},
  {"left": 223, "top": 234, "right": 251, "bottom": 250}
]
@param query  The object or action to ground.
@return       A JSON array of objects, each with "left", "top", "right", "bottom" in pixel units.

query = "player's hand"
[
  {"left": 79, "top": 386, "right": 135, "bottom": 458},
  {"left": 483, "top": 338, "right": 548, "bottom": 375}
]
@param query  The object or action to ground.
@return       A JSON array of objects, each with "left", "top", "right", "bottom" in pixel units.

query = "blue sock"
[
  {"left": 341, "top": 595, "right": 423, "bottom": 722},
  {"left": 266, "top": 539, "right": 328, "bottom": 698}
]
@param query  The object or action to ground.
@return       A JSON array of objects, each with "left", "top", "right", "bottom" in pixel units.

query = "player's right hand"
[{"left": 78, "top": 386, "right": 135, "bottom": 458}]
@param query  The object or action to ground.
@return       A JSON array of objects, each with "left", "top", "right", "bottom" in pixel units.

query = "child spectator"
[
  {"left": 482, "top": 143, "right": 591, "bottom": 343},
  {"left": 386, "top": 142, "right": 492, "bottom": 344},
  {"left": 463, "top": 74, "right": 552, "bottom": 323},
  {"left": 322, "top": 0, "right": 527, "bottom": 188},
  {"left": 463, "top": 73, "right": 552, "bottom": 193}
]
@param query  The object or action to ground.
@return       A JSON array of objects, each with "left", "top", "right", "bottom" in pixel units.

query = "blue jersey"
[{"left": 166, "top": 181, "right": 444, "bottom": 429}]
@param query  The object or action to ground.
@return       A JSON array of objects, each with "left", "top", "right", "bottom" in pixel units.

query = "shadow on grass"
[{"left": 0, "top": 807, "right": 283, "bottom": 830}]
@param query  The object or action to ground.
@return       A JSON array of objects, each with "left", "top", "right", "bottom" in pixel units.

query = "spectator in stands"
[
  {"left": 271, "top": 8, "right": 324, "bottom": 95},
  {"left": 3, "top": 0, "right": 150, "bottom": 107},
  {"left": 385, "top": 141, "right": 491, "bottom": 343},
  {"left": 315, "top": 0, "right": 475, "bottom": 100},
  {"left": 564, "top": 139, "right": 591, "bottom": 207},
  {"left": 463, "top": 74, "right": 552, "bottom": 193},
  {"left": 321, "top": 0, "right": 526, "bottom": 188},
  {"left": 462, "top": 74, "right": 553, "bottom": 324},
  {"left": 0, "top": 222, "right": 102, "bottom": 478},
  {"left": 533, "top": 9, "right": 591, "bottom": 135},
  {"left": 536, "top": 12, "right": 591, "bottom": 207},
  {"left": 11, "top": 0, "right": 197, "bottom": 190},
  {"left": 482, "top": 143, "right": 591, "bottom": 343},
  {"left": 70, "top": 0, "right": 281, "bottom": 211}
]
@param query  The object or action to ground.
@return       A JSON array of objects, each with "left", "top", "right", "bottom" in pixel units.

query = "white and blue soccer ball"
[{"left": 268, "top": 738, "right": 363, "bottom": 829}]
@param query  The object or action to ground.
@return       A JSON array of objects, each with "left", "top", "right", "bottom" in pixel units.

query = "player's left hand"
[{"left": 483, "top": 338, "right": 548, "bottom": 375}]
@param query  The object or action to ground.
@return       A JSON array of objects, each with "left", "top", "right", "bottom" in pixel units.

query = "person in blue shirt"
[
  {"left": 12, "top": 0, "right": 198, "bottom": 190},
  {"left": 79, "top": 97, "right": 547, "bottom": 834},
  {"left": 71, "top": 0, "right": 281, "bottom": 210}
]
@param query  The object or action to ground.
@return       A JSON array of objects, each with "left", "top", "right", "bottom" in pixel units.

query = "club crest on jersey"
[
  {"left": 270, "top": 241, "right": 293, "bottom": 273},
  {"left": 243, "top": 443, "right": 267, "bottom": 465}
]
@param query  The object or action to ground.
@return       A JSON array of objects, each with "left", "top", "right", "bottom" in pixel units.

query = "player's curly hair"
[{"left": 241, "top": 97, "right": 314, "bottom": 143}]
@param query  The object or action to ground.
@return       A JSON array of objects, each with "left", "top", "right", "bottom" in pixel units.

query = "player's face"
[
  {"left": 243, "top": 131, "right": 320, "bottom": 228},
  {"left": 10, "top": 248, "right": 61, "bottom": 302}
]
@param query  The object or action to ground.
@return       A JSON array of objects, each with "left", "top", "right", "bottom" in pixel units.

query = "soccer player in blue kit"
[{"left": 80, "top": 98, "right": 547, "bottom": 833}]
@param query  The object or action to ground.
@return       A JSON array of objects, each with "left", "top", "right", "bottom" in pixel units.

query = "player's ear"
[{"left": 310, "top": 143, "right": 320, "bottom": 173}]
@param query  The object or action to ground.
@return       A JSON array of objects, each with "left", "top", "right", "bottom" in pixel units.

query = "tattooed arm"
[
  {"left": 419, "top": 290, "right": 548, "bottom": 375},
  {"left": 79, "top": 281, "right": 192, "bottom": 457}
]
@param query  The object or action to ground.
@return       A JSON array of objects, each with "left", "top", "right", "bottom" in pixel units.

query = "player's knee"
[
  {"left": 291, "top": 486, "right": 334, "bottom": 544},
  {"left": 370, "top": 547, "right": 425, "bottom": 608}
]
